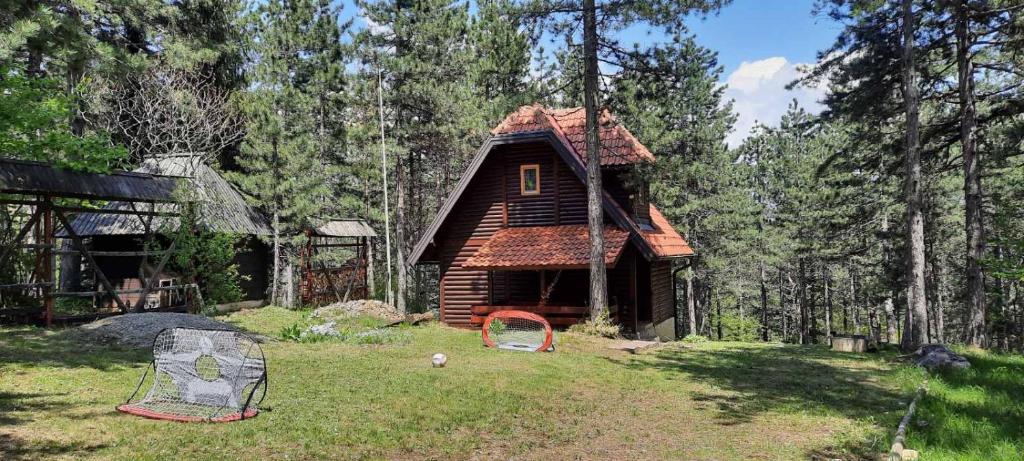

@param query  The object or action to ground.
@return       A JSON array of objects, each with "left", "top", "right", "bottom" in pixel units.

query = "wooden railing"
[{"left": 470, "top": 305, "right": 588, "bottom": 327}]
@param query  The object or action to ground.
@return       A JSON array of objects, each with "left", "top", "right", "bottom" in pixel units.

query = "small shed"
[
  {"left": 60, "top": 155, "right": 273, "bottom": 305},
  {"left": 300, "top": 219, "right": 376, "bottom": 306}
]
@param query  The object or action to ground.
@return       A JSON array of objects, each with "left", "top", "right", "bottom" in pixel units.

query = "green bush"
[
  {"left": 682, "top": 334, "right": 709, "bottom": 344},
  {"left": 568, "top": 311, "right": 621, "bottom": 338}
]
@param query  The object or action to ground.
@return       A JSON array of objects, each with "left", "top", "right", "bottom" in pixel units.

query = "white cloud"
[{"left": 723, "top": 57, "right": 827, "bottom": 148}]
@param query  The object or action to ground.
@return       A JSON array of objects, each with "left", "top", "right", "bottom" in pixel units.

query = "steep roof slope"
[{"left": 491, "top": 105, "right": 656, "bottom": 166}]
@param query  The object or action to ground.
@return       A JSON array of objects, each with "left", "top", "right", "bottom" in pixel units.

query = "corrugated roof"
[
  {"left": 63, "top": 155, "right": 272, "bottom": 236},
  {"left": 641, "top": 205, "right": 694, "bottom": 258},
  {"left": 463, "top": 225, "right": 630, "bottom": 270},
  {"left": 491, "top": 105, "right": 656, "bottom": 166},
  {"left": 313, "top": 220, "right": 377, "bottom": 238},
  {"left": 0, "top": 158, "right": 179, "bottom": 202}
]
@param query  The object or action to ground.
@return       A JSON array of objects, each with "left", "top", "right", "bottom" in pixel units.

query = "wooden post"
[{"left": 42, "top": 197, "right": 54, "bottom": 327}]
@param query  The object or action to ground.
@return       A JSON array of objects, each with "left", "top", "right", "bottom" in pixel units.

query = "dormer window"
[
  {"left": 632, "top": 181, "right": 652, "bottom": 229},
  {"left": 520, "top": 164, "right": 540, "bottom": 196}
]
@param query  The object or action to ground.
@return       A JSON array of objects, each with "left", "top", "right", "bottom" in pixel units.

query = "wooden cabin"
[{"left": 410, "top": 105, "right": 694, "bottom": 340}]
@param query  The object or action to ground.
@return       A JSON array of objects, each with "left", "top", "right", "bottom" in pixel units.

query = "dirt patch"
[
  {"left": 312, "top": 299, "right": 403, "bottom": 322},
  {"left": 70, "top": 313, "right": 245, "bottom": 348}
]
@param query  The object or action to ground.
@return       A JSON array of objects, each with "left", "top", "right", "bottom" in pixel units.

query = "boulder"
[{"left": 908, "top": 344, "right": 971, "bottom": 369}]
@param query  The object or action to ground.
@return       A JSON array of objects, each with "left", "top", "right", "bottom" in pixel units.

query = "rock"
[{"left": 908, "top": 344, "right": 971, "bottom": 369}]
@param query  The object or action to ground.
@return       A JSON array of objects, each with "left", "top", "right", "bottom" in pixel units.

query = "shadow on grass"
[
  {"left": 907, "top": 352, "right": 1024, "bottom": 458},
  {"left": 0, "top": 432, "right": 108, "bottom": 461},
  {"left": 0, "top": 326, "right": 148, "bottom": 370},
  {"left": 0, "top": 390, "right": 113, "bottom": 460},
  {"left": 606, "top": 343, "right": 907, "bottom": 459}
]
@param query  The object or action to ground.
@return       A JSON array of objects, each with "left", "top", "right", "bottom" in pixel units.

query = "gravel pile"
[
  {"left": 312, "top": 299, "right": 403, "bottom": 322},
  {"left": 73, "top": 313, "right": 243, "bottom": 349}
]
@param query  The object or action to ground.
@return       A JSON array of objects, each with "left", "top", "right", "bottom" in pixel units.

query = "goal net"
[
  {"left": 482, "top": 310, "right": 553, "bottom": 352},
  {"left": 117, "top": 327, "right": 267, "bottom": 422}
]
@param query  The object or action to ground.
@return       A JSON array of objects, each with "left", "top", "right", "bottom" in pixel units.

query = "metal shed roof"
[
  {"left": 312, "top": 219, "right": 377, "bottom": 238},
  {"left": 0, "top": 158, "right": 180, "bottom": 202}
]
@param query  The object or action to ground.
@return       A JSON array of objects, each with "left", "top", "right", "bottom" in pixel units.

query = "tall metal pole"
[{"left": 378, "top": 64, "right": 394, "bottom": 307}]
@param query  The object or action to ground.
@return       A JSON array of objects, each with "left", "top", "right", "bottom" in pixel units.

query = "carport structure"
[{"left": 0, "top": 159, "right": 182, "bottom": 325}]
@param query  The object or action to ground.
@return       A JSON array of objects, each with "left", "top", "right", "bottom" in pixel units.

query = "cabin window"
[{"left": 520, "top": 164, "right": 540, "bottom": 195}]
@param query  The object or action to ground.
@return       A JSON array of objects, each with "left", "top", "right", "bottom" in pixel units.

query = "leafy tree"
[{"left": 0, "top": 68, "right": 126, "bottom": 171}]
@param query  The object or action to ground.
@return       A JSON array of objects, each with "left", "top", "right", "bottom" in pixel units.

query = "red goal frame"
[{"left": 481, "top": 310, "right": 553, "bottom": 352}]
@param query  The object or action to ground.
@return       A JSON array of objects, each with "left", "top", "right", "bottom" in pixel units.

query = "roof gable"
[
  {"left": 410, "top": 130, "right": 663, "bottom": 265},
  {"left": 491, "top": 105, "right": 656, "bottom": 166}
]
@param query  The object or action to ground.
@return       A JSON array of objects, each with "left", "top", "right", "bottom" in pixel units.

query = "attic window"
[{"left": 520, "top": 164, "right": 540, "bottom": 196}]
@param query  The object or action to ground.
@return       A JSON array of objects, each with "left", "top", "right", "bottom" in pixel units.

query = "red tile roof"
[
  {"left": 640, "top": 205, "right": 694, "bottom": 258},
  {"left": 463, "top": 225, "right": 631, "bottom": 270},
  {"left": 491, "top": 105, "right": 656, "bottom": 166}
]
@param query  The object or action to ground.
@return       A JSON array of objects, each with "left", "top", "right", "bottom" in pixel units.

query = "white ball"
[{"left": 431, "top": 353, "right": 447, "bottom": 368}]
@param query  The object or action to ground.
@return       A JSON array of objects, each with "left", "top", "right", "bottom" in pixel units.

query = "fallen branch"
[{"left": 888, "top": 379, "right": 928, "bottom": 461}]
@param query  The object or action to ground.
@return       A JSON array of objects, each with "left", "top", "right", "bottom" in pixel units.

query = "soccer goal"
[
  {"left": 481, "top": 310, "right": 553, "bottom": 352},
  {"left": 117, "top": 328, "right": 267, "bottom": 423}
]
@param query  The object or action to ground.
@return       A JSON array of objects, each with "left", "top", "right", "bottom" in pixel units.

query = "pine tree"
[{"left": 234, "top": 0, "right": 348, "bottom": 307}]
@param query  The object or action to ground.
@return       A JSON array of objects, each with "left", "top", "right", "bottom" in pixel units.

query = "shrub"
[
  {"left": 682, "top": 334, "right": 709, "bottom": 344},
  {"left": 568, "top": 311, "right": 621, "bottom": 338}
]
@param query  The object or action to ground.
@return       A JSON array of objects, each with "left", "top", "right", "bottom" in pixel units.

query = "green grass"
[
  {"left": 0, "top": 307, "right": 1015, "bottom": 460},
  {"left": 894, "top": 349, "right": 1024, "bottom": 461}
]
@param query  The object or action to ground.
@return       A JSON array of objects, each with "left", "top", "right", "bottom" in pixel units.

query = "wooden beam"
[
  {"left": 132, "top": 240, "right": 176, "bottom": 312},
  {"left": 0, "top": 207, "right": 42, "bottom": 269},
  {"left": 52, "top": 205, "right": 177, "bottom": 217},
  {"left": 0, "top": 282, "right": 54, "bottom": 289},
  {"left": 52, "top": 250, "right": 166, "bottom": 257},
  {"left": 53, "top": 285, "right": 186, "bottom": 297},
  {"left": 52, "top": 209, "right": 130, "bottom": 312}
]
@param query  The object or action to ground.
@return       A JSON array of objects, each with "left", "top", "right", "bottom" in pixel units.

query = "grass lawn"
[
  {"left": 897, "top": 349, "right": 1024, "bottom": 461},
  {"left": 0, "top": 307, "right": 1016, "bottom": 460}
]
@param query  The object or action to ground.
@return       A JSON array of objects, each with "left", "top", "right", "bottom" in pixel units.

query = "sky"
[{"left": 341, "top": 0, "right": 844, "bottom": 147}]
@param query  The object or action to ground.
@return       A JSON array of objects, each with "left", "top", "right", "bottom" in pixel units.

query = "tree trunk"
[
  {"left": 686, "top": 267, "right": 697, "bottom": 336},
  {"left": 582, "top": 0, "right": 609, "bottom": 319},
  {"left": 799, "top": 258, "right": 810, "bottom": 344},
  {"left": 394, "top": 157, "right": 409, "bottom": 315},
  {"left": 901, "top": 0, "right": 930, "bottom": 352},
  {"left": 760, "top": 262, "right": 769, "bottom": 341},
  {"left": 715, "top": 286, "right": 723, "bottom": 340},
  {"left": 957, "top": 0, "right": 986, "bottom": 348},
  {"left": 825, "top": 267, "right": 833, "bottom": 346},
  {"left": 780, "top": 267, "right": 787, "bottom": 341},
  {"left": 936, "top": 260, "right": 946, "bottom": 344},
  {"left": 284, "top": 255, "right": 294, "bottom": 308},
  {"left": 271, "top": 135, "right": 281, "bottom": 307}
]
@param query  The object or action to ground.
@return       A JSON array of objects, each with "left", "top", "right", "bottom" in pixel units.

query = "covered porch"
[{"left": 461, "top": 224, "right": 652, "bottom": 333}]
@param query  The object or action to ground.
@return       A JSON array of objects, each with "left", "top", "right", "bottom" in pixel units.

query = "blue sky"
[{"left": 342, "top": 0, "right": 843, "bottom": 146}]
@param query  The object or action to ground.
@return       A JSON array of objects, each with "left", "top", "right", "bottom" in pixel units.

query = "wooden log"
[{"left": 888, "top": 380, "right": 927, "bottom": 461}]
